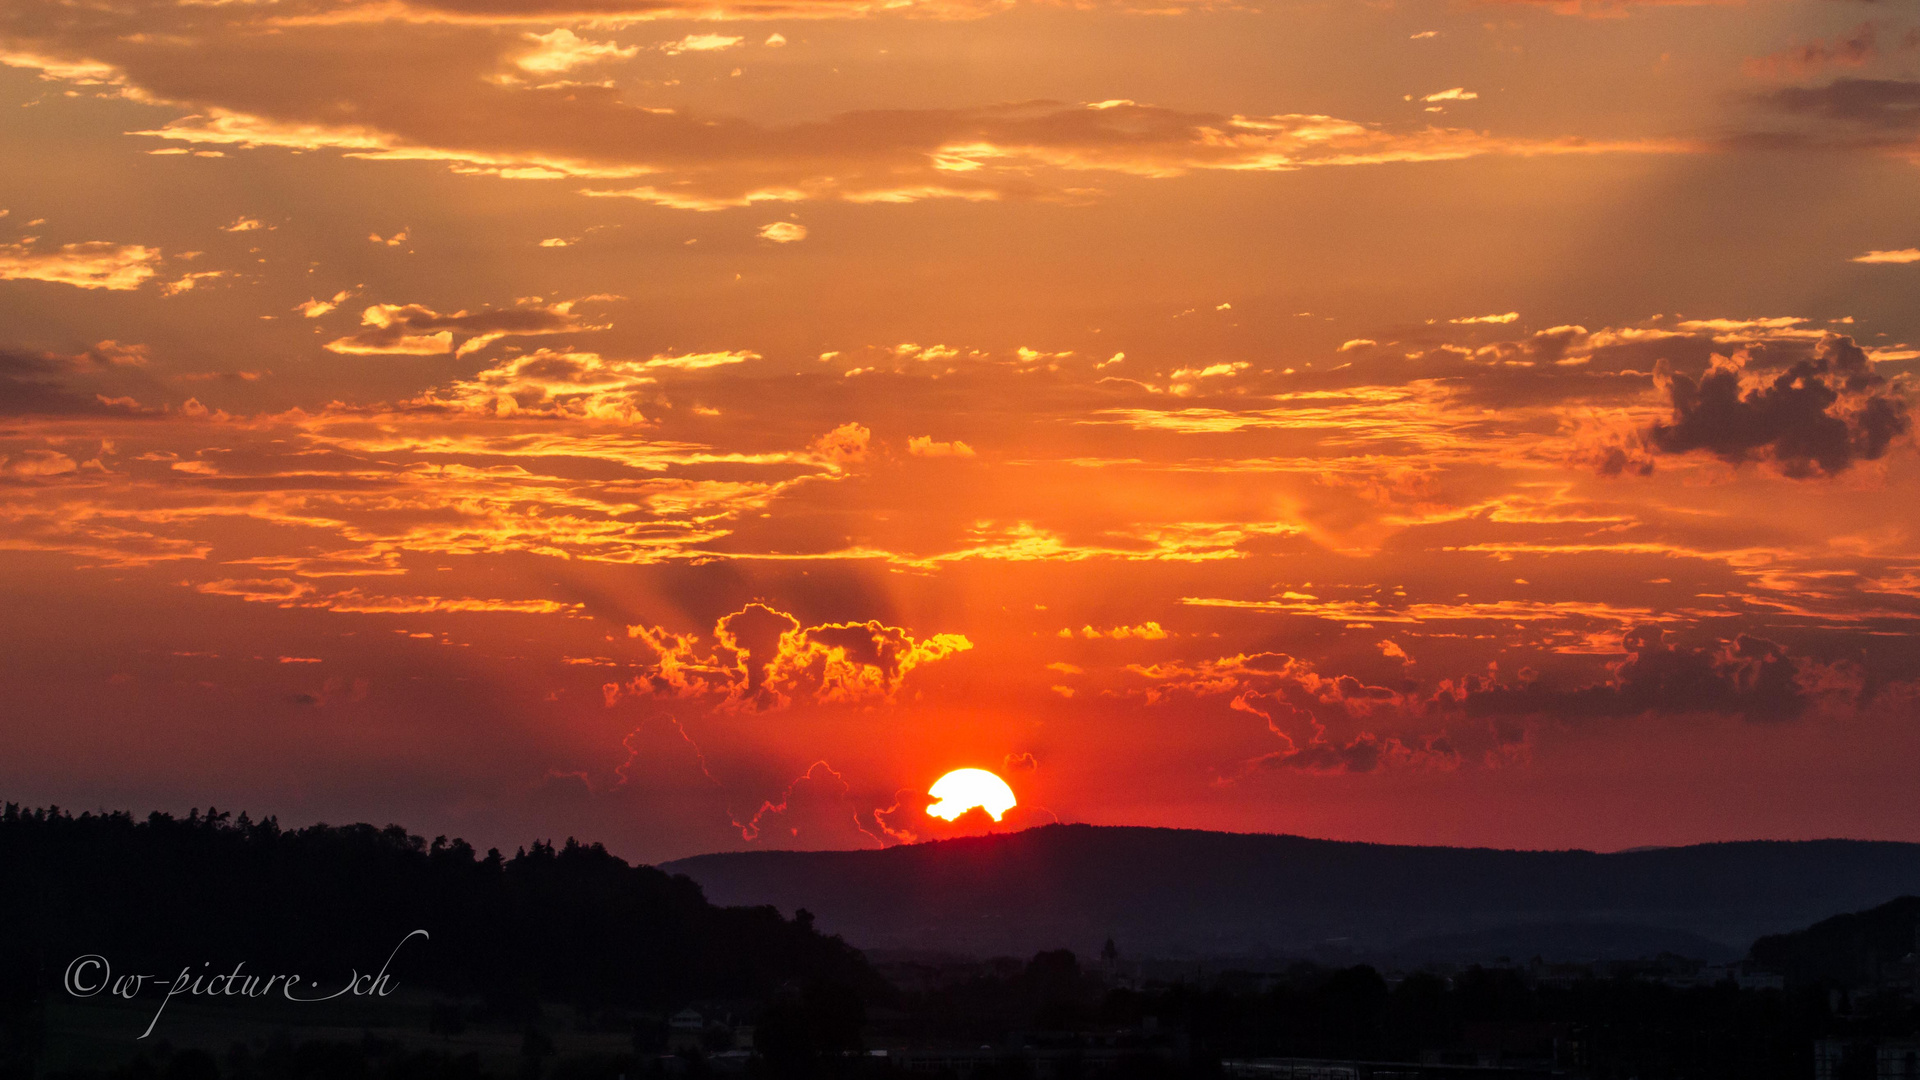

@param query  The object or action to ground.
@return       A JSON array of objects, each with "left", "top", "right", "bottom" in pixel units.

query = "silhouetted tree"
[{"left": 0, "top": 803, "right": 879, "bottom": 1018}]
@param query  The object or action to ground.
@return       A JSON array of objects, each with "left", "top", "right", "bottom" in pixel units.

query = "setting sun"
[{"left": 926, "top": 769, "right": 1018, "bottom": 823}]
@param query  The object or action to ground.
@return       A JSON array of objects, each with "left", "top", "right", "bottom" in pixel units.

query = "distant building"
[
  {"left": 667, "top": 1008, "right": 707, "bottom": 1052},
  {"left": 1815, "top": 1038, "right": 1920, "bottom": 1080},
  {"left": 879, "top": 1027, "right": 1181, "bottom": 1078},
  {"left": 666, "top": 1007, "right": 749, "bottom": 1053},
  {"left": 1880, "top": 1040, "right": 1920, "bottom": 1080}
]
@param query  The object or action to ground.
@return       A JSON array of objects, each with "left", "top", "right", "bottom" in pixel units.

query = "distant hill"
[
  {"left": 662, "top": 823, "right": 1920, "bottom": 962},
  {"left": 1750, "top": 894, "right": 1920, "bottom": 986}
]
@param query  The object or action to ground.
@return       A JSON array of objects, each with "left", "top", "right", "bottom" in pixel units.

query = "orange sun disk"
[{"left": 926, "top": 768, "right": 1018, "bottom": 822}]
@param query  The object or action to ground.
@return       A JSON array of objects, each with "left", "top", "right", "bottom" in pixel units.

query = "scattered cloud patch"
[
  {"left": 0, "top": 241, "right": 160, "bottom": 291},
  {"left": 907, "top": 435, "right": 976, "bottom": 457},
  {"left": 811, "top": 422, "right": 871, "bottom": 466},
  {"left": 1079, "top": 622, "right": 1170, "bottom": 640},
  {"left": 757, "top": 222, "right": 807, "bottom": 243},
  {"left": 644, "top": 350, "right": 757, "bottom": 371},
  {"left": 295, "top": 290, "right": 353, "bottom": 318},
  {"left": 615, "top": 602, "right": 970, "bottom": 711},
  {"left": 515, "top": 29, "right": 638, "bottom": 75},
  {"left": 159, "top": 271, "right": 227, "bottom": 296},
  {"left": 323, "top": 297, "right": 609, "bottom": 357},
  {"left": 661, "top": 34, "right": 745, "bottom": 55}
]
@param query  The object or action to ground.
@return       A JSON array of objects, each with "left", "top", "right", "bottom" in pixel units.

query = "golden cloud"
[
  {"left": 0, "top": 242, "right": 162, "bottom": 291},
  {"left": 514, "top": 28, "right": 638, "bottom": 74},
  {"left": 615, "top": 602, "right": 972, "bottom": 710},
  {"left": 322, "top": 297, "right": 610, "bottom": 357}
]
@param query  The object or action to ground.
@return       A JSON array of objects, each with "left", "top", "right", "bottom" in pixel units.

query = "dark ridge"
[
  {"left": 1750, "top": 894, "right": 1920, "bottom": 986},
  {"left": 663, "top": 823, "right": 1920, "bottom": 960}
]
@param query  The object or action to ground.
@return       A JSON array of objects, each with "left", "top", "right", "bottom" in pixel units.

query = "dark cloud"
[
  {"left": 0, "top": 348, "right": 148, "bottom": 416},
  {"left": 1229, "top": 675, "right": 1430, "bottom": 775},
  {"left": 804, "top": 621, "right": 925, "bottom": 682},
  {"left": 1252, "top": 729, "right": 1393, "bottom": 774},
  {"left": 1594, "top": 445, "right": 1656, "bottom": 478},
  {"left": 1765, "top": 77, "right": 1920, "bottom": 131},
  {"left": 733, "top": 760, "right": 883, "bottom": 849},
  {"left": 1458, "top": 626, "right": 1811, "bottom": 722},
  {"left": 1742, "top": 22, "right": 1901, "bottom": 80},
  {"left": 1647, "top": 335, "right": 1909, "bottom": 477}
]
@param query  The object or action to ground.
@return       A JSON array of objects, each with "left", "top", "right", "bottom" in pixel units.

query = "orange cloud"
[
  {"left": 756, "top": 221, "right": 807, "bottom": 243},
  {"left": 1853, "top": 248, "right": 1920, "bottom": 265},
  {"left": 411, "top": 348, "right": 658, "bottom": 419},
  {"left": 323, "top": 297, "right": 609, "bottom": 357},
  {"left": 1076, "top": 621, "right": 1170, "bottom": 639},
  {"left": 659, "top": 33, "right": 745, "bottom": 55},
  {"left": 0, "top": 241, "right": 161, "bottom": 291},
  {"left": 0, "top": 19, "right": 1696, "bottom": 210},
  {"left": 295, "top": 290, "right": 355, "bottom": 318},
  {"left": 906, "top": 435, "right": 975, "bottom": 457},
  {"left": 195, "top": 577, "right": 580, "bottom": 614},
  {"left": 614, "top": 602, "right": 971, "bottom": 711},
  {"left": 514, "top": 28, "right": 638, "bottom": 74},
  {"left": 810, "top": 422, "right": 871, "bottom": 467}
]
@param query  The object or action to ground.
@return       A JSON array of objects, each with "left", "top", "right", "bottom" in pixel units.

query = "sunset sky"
[{"left": 3, "top": 0, "right": 1919, "bottom": 863}]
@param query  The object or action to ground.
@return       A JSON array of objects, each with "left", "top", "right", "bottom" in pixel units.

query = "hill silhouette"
[
  {"left": 0, "top": 803, "right": 874, "bottom": 1012},
  {"left": 1750, "top": 894, "right": 1920, "bottom": 986},
  {"left": 663, "top": 823, "right": 1920, "bottom": 960}
]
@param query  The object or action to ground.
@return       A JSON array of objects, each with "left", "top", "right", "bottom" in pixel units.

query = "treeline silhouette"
[{"left": 0, "top": 803, "right": 874, "bottom": 1014}]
